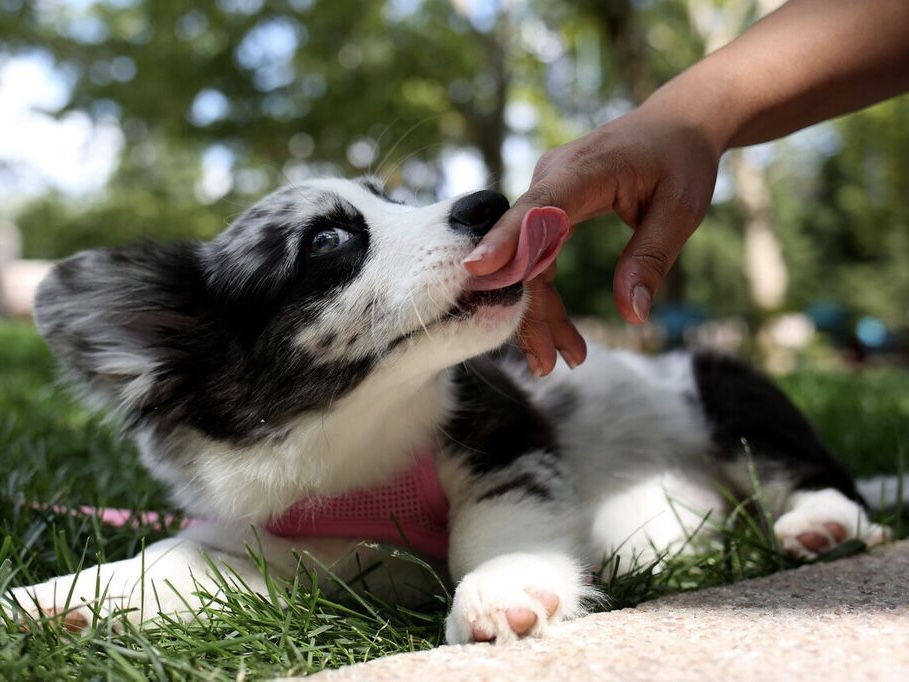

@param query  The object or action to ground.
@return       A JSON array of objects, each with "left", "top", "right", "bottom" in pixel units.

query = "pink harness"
[
  {"left": 265, "top": 453, "right": 451, "bottom": 560},
  {"left": 36, "top": 454, "right": 451, "bottom": 560}
]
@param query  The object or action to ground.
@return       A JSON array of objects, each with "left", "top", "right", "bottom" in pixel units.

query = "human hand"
[{"left": 464, "top": 104, "right": 722, "bottom": 376}]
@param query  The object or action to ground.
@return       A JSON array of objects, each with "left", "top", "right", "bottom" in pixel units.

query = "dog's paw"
[
  {"left": 4, "top": 582, "right": 103, "bottom": 633},
  {"left": 445, "top": 553, "right": 587, "bottom": 645},
  {"left": 774, "top": 488, "right": 890, "bottom": 560}
]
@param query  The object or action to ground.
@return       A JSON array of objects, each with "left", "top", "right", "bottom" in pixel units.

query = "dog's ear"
[{"left": 34, "top": 241, "right": 210, "bottom": 414}]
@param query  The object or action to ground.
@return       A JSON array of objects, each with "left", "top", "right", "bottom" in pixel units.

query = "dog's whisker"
[
  {"left": 385, "top": 141, "right": 447, "bottom": 182},
  {"left": 368, "top": 290, "right": 386, "bottom": 350},
  {"left": 367, "top": 117, "right": 405, "bottom": 179},
  {"left": 372, "top": 116, "right": 441, "bottom": 182}
]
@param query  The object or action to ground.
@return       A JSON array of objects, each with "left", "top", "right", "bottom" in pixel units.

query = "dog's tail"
[{"left": 857, "top": 474, "right": 909, "bottom": 511}]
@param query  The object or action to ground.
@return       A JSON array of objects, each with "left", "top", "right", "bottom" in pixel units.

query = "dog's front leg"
[
  {"left": 4, "top": 522, "right": 297, "bottom": 631},
  {"left": 444, "top": 476, "right": 591, "bottom": 645}
]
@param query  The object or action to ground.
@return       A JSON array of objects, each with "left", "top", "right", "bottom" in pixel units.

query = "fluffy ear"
[{"left": 34, "top": 241, "right": 210, "bottom": 415}]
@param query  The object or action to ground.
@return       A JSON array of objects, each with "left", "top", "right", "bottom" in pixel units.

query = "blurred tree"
[
  {"left": 686, "top": 0, "right": 790, "bottom": 316},
  {"left": 4, "top": 0, "right": 517, "bottom": 254},
  {"left": 788, "top": 96, "right": 909, "bottom": 328},
  {"left": 2, "top": 0, "right": 907, "bottom": 327}
]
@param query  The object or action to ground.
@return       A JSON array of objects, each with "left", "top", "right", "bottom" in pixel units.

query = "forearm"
[{"left": 644, "top": 0, "right": 909, "bottom": 154}]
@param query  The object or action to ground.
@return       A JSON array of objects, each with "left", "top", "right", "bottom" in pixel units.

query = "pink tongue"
[{"left": 466, "top": 206, "right": 570, "bottom": 291}]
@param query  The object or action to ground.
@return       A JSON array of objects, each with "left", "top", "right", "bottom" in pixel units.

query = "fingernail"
[
  {"left": 525, "top": 352, "right": 544, "bottom": 378},
  {"left": 631, "top": 285, "right": 652, "bottom": 323},
  {"left": 561, "top": 351, "right": 579, "bottom": 369},
  {"left": 462, "top": 245, "right": 488, "bottom": 265}
]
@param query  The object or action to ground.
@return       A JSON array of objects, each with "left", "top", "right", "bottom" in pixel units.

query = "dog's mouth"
[{"left": 448, "top": 282, "right": 524, "bottom": 318}]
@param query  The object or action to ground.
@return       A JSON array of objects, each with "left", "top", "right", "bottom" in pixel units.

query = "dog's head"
[{"left": 36, "top": 178, "right": 524, "bottom": 446}]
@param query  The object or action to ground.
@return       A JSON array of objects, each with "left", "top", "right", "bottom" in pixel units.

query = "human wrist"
[{"left": 639, "top": 66, "right": 737, "bottom": 161}]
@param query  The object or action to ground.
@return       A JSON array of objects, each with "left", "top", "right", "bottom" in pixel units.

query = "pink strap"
[
  {"left": 265, "top": 453, "right": 450, "bottom": 560},
  {"left": 30, "top": 503, "right": 197, "bottom": 531},
  {"left": 25, "top": 454, "right": 450, "bottom": 560}
]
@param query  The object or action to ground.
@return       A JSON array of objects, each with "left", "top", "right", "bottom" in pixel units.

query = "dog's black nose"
[{"left": 449, "top": 190, "right": 510, "bottom": 239}]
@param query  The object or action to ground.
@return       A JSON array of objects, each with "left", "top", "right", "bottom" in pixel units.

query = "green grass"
[
  {"left": 778, "top": 369, "right": 909, "bottom": 477},
  {"left": 2, "top": 319, "right": 907, "bottom": 679}
]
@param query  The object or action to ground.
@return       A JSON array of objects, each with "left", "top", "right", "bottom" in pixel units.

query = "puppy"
[{"left": 7, "top": 178, "right": 886, "bottom": 644}]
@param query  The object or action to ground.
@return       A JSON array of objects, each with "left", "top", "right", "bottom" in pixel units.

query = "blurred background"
[{"left": 1, "top": 0, "right": 907, "bottom": 368}]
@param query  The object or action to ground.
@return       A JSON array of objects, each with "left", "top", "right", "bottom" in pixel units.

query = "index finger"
[
  {"left": 464, "top": 175, "right": 582, "bottom": 274},
  {"left": 461, "top": 201, "right": 529, "bottom": 277},
  {"left": 465, "top": 206, "right": 570, "bottom": 291},
  {"left": 465, "top": 153, "right": 624, "bottom": 278}
]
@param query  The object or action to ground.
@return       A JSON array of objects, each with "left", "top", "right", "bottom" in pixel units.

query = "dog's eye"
[{"left": 309, "top": 227, "right": 353, "bottom": 255}]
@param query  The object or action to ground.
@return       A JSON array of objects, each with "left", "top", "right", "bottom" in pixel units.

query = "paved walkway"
[{"left": 313, "top": 540, "right": 908, "bottom": 681}]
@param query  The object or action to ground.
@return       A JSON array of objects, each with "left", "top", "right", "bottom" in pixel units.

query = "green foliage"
[
  {"left": 4, "top": 0, "right": 519, "bottom": 253},
  {"left": 778, "top": 367, "right": 909, "bottom": 478},
  {"left": 0, "top": 320, "right": 166, "bottom": 510},
  {"left": 678, "top": 206, "right": 752, "bottom": 315},
  {"left": 16, "top": 186, "right": 228, "bottom": 259},
  {"left": 3, "top": 1, "right": 909, "bottom": 322},
  {"left": 553, "top": 215, "right": 631, "bottom": 319},
  {"left": 1, "top": 520, "right": 446, "bottom": 679},
  {"left": 794, "top": 98, "right": 909, "bottom": 325},
  {"left": 5, "top": 0, "right": 485, "bottom": 171}
]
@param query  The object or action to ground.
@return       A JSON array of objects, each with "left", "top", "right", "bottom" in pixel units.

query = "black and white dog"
[{"left": 7, "top": 178, "right": 886, "bottom": 644}]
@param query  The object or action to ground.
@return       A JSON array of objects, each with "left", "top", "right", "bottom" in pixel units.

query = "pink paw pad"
[
  {"left": 13, "top": 605, "right": 90, "bottom": 634},
  {"left": 793, "top": 521, "right": 847, "bottom": 555},
  {"left": 470, "top": 590, "right": 560, "bottom": 642}
]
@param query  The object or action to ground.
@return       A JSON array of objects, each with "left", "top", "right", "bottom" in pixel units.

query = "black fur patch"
[
  {"left": 476, "top": 473, "right": 553, "bottom": 503},
  {"left": 538, "top": 384, "right": 579, "bottom": 425},
  {"left": 209, "top": 200, "right": 370, "bottom": 343},
  {"left": 357, "top": 177, "right": 402, "bottom": 204},
  {"left": 37, "top": 193, "right": 380, "bottom": 446},
  {"left": 692, "top": 351, "right": 864, "bottom": 504},
  {"left": 443, "top": 357, "right": 559, "bottom": 475},
  {"left": 454, "top": 283, "right": 524, "bottom": 316}
]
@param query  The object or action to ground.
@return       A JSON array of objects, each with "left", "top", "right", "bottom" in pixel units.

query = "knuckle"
[
  {"left": 675, "top": 197, "right": 705, "bottom": 227},
  {"left": 663, "top": 185, "right": 710, "bottom": 231},
  {"left": 629, "top": 249, "right": 674, "bottom": 280},
  {"left": 520, "top": 181, "right": 557, "bottom": 209}
]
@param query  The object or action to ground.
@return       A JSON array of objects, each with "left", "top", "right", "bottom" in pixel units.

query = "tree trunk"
[
  {"left": 453, "top": 10, "right": 509, "bottom": 191},
  {"left": 729, "top": 149, "right": 789, "bottom": 310}
]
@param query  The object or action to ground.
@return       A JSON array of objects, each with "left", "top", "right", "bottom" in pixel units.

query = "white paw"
[
  {"left": 445, "top": 553, "right": 587, "bottom": 645},
  {"left": 3, "top": 538, "right": 214, "bottom": 631},
  {"left": 774, "top": 488, "right": 890, "bottom": 559},
  {"left": 4, "top": 580, "right": 106, "bottom": 632}
]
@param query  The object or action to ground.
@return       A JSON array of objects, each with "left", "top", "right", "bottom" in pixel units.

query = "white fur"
[
  {"left": 775, "top": 488, "right": 889, "bottom": 559},
  {"left": 7, "top": 178, "right": 888, "bottom": 647},
  {"left": 156, "top": 368, "right": 450, "bottom": 521}
]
